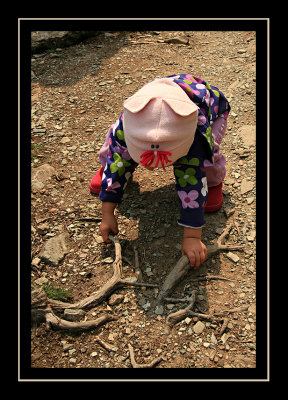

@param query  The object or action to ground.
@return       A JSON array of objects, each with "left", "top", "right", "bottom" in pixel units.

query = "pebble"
[
  {"left": 108, "top": 294, "right": 124, "bottom": 306},
  {"left": 103, "top": 257, "right": 114, "bottom": 264},
  {"left": 240, "top": 179, "right": 254, "bottom": 194},
  {"left": 155, "top": 305, "right": 164, "bottom": 315},
  {"left": 226, "top": 252, "right": 240, "bottom": 263},
  {"left": 193, "top": 321, "right": 205, "bottom": 334},
  {"left": 246, "top": 196, "right": 254, "bottom": 204}
]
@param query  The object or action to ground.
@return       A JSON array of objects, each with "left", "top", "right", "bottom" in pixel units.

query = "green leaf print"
[
  {"left": 175, "top": 167, "right": 198, "bottom": 187},
  {"left": 178, "top": 157, "right": 200, "bottom": 166}
]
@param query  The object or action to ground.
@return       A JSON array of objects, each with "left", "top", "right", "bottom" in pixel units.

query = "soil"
[{"left": 30, "top": 31, "right": 256, "bottom": 372}]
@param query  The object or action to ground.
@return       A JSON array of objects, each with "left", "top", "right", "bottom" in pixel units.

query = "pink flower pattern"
[
  {"left": 178, "top": 190, "right": 199, "bottom": 209},
  {"left": 106, "top": 178, "right": 121, "bottom": 193}
]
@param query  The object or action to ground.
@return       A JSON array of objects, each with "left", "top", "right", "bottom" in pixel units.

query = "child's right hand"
[
  {"left": 100, "top": 215, "right": 119, "bottom": 242},
  {"left": 100, "top": 202, "right": 119, "bottom": 242}
]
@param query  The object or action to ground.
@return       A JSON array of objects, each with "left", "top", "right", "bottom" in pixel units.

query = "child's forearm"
[
  {"left": 183, "top": 226, "right": 202, "bottom": 239},
  {"left": 102, "top": 201, "right": 117, "bottom": 216}
]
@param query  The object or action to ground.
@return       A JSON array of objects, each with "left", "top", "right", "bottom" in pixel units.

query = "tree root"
[
  {"left": 128, "top": 343, "right": 163, "bottom": 368},
  {"left": 165, "top": 302, "right": 249, "bottom": 334},
  {"left": 157, "top": 221, "right": 244, "bottom": 304},
  {"left": 31, "top": 235, "right": 157, "bottom": 332},
  {"left": 45, "top": 308, "right": 117, "bottom": 331}
]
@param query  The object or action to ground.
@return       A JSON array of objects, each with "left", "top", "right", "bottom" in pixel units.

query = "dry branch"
[
  {"left": 31, "top": 235, "right": 157, "bottom": 332},
  {"left": 44, "top": 235, "right": 157, "bottom": 313},
  {"left": 165, "top": 303, "right": 249, "bottom": 334},
  {"left": 165, "top": 290, "right": 197, "bottom": 333},
  {"left": 128, "top": 344, "right": 163, "bottom": 368},
  {"left": 45, "top": 309, "right": 116, "bottom": 331},
  {"left": 157, "top": 222, "right": 243, "bottom": 304},
  {"left": 31, "top": 289, "right": 117, "bottom": 332}
]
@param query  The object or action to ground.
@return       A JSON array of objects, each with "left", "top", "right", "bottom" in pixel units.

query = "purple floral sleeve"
[
  {"left": 174, "top": 132, "right": 209, "bottom": 228},
  {"left": 99, "top": 114, "right": 138, "bottom": 204}
]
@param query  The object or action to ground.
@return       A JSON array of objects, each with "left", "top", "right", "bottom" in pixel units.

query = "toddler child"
[{"left": 89, "top": 74, "right": 230, "bottom": 268}]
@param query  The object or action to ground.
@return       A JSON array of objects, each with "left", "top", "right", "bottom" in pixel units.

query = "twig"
[
  {"left": 165, "top": 291, "right": 197, "bottom": 333},
  {"left": 164, "top": 297, "right": 193, "bottom": 304},
  {"left": 219, "top": 317, "right": 229, "bottom": 335},
  {"left": 32, "top": 235, "right": 159, "bottom": 334},
  {"left": 189, "top": 275, "right": 235, "bottom": 283},
  {"left": 128, "top": 344, "right": 163, "bottom": 368},
  {"left": 157, "top": 221, "right": 243, "bottom": 304},
  {"left": 95, "top": 336, "right": 118, "bottom": 352},
  {"left": 164, "top": 297, "right": 249, "bottom": 334}
]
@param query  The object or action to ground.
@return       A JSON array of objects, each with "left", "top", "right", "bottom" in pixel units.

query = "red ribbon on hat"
[{"left": 140, "top": 150, "right": 172, "bottom": 171}]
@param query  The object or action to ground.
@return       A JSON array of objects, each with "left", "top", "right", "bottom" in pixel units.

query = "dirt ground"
[{"left": 30, "top": 31, "right": 256, "bottom": 373}]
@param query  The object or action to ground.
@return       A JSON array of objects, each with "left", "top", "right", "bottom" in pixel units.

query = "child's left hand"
[{"left": 182, "top": 237, "right": 207, "bottom": 269}]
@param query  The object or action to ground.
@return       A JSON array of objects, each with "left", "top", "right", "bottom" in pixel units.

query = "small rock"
[
  {"left": 240, "top": 179, "right": 254, "bottom": 194},
  {"left": 32, "top": 257, "right": 41, "bottom": 266},
  {"left": 193, "top": 321, "right": 205, "bottom": 334},
  {"left": 226, "top": 252, "right": 240, "bottom": 263},
  {"left": 31, "top": 163, "right": 56, "bottom": 192},
  {"left": 124, "top": 276, "right": 137, "bottom": 283},
  {"left": 62, "top": 342, "right": 73, "bottom": 352},
  {"left": 247, "top": 196, "right": 254, "bottom": 204},
  {"left": 34, "top": 276, "right": 48, "bottom": 285},
  {"left": 155, "top": 305, "right": 164, "bottom": 315},
  {"left": 60, "top": 136, "right": 71, "bottom": 144},
  {"left": 103, "top": 257, "right": 114, "bottom": 264},
  {"left": 248, "top": 303, "right": 256, "bottom": 314},
  {"left": 221, "top": 333, "right": 229, "bottom": 344},
  {"left": 37, "top": 222, "right": 49, "bottom": 235},
  {"left": 108, "top": 294, "right": 124, "bottom": 306},
  {"left": 211, "top": 333, "right": 218, "bottom": 344},
  {"left": 247, "top": 230, "right": 256, "bottom": 242},
  {"left": 237, "top": 125, "right": 256, "bottom": 147},
  {"left": 39, "top": 232, "right": 70, "bottom": 266}
]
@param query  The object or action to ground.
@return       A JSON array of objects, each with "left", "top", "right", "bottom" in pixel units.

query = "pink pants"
[{"left": 99, "top": 117, "right": 226, "bottom": 188}]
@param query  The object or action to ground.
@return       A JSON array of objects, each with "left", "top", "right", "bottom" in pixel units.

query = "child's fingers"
[
  {"left": 187, "top": 251, "right": 199, "bottom": 269},
  {"left": 100, "top": 224, "right": 111, "bottom": 243}
]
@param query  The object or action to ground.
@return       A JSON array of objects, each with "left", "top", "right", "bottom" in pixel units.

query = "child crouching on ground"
[{"left": 90, "top": 74, "right": 230, "bottom": 269}]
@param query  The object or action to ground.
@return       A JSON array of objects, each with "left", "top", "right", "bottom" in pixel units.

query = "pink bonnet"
[{"left": 123, "top": 78, "right": 199, "bottom": 170}]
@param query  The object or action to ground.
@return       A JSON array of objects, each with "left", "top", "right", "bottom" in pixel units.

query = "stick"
[
  {"left": 32, "top": 235, "right": 159, "bottom": 334},
  {"left": 157, "top": 222, "right": 244, "bottom": 304},
  {"left": 95, "top": 336, "right": 118, "bottom": 352},
  {"left": 128, "top": 344, "right": 163, "bottom": 368},
  {"left": 45, "top": 309, "right": 117, "bottom": 332},
  {"left": 165, "top": 291, "right": 197, "bottom": 333},
  {"left": 46, "top": 235, "right": 124, "bottom": 311}
]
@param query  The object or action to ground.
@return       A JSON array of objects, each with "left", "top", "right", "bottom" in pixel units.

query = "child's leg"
[
  {"left": 204, "top": 117, "right": 227, "bottom": 212},
  {"left": 204, "top": 117, "right": 227, "bottom": 187}
]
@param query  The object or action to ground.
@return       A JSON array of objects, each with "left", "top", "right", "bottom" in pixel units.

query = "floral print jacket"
[{"left": 99, "top": 74, "right": 230, "bottom": 228}]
